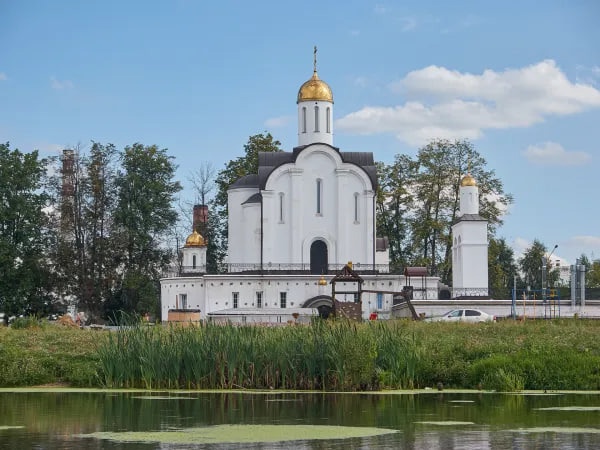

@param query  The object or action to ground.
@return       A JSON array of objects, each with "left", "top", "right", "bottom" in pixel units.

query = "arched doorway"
[
  {"left": 310, "top": 240, "right": 328, "bottom": 275},
  {"left": 302, "top": 295, "right": 333, "bottom": 319}
]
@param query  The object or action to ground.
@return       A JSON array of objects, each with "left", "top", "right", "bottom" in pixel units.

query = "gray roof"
[
  {"left": 241, "top": 193, "right": 262, "bottom": 205},
  {"left": 454, "top": 214, "right": 486, "bottom": 223},
  {"left": 230, "top": 174, "right": 259, "bottom": 189},
  {"left": 257, "top": 143, "right": 377, "bottom": 189}
]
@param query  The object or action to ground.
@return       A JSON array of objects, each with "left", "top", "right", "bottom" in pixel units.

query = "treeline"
[
  {"left": 0, "top": 142, "right": 181, "bottom": 321},
  {"left": 2, "top": 135, "right": 598, "bottom": 321}
]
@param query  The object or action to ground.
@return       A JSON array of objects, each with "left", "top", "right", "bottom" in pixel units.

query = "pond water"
[{"left": 1, "top": 390, "right": 600, "bottom": 449}]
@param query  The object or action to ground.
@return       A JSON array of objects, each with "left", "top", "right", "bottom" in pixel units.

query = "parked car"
[{"left": 432, "top": 308, "right": 496, "bottom": 323}]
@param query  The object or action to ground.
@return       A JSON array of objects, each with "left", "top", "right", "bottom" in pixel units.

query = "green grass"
[{"left": 2, "top": 318, "right": 600, "bottom": 391}]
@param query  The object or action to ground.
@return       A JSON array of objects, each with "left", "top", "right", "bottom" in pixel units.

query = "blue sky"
[{"left": 1, "top": 0, "right": 599, "bottom": 265}]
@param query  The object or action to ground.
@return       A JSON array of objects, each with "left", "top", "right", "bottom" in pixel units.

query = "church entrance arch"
[
  {"left": 302, "top": 295, "right": 333, "bottom": 319},
  {"left": 310, "top": 240, "right": 328, "bottom": 274}
]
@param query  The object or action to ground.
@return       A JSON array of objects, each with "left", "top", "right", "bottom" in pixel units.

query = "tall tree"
[
  {"left": 48, "top": 143, "right": 119, "bottom": 321},
  {"left": 211, "top": 133, "right": 282, "bottom": 271},
  {"left": 488, "top": 237, "right": 519, "bottom": 298},
  {"left": 383, "top": 139, "right": 512, "bottom": 282},
  {"left": 376, "top": 156, "right": 417, "bottom": 272},
  {"left": 0, "top": 143, "right": 51, "bottom": 317},
  {"left": 113, "top": 143, "right": 181, "bottom": 315},
  {"left": 518, "top": 239, "right": 560, "bottom": 292}
]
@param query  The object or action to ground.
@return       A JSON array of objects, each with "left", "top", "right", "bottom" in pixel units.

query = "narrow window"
[
  {"left": 180, "top": 293, "right": 188, "bottom": 309},
  {"left": 256, "top": 291, "right": 263, "bottom": 308},
  {"left": 316, "top": 179, "right": 322, "bottom": 214},
  {"left": 377, "top": 292, "right": 383, "bottom": 310},
  {"left": 354, "top": 193, "right": 359, "bottom": 222},
  {"left": 192, "top": 254, "right": 197, "bottom": 269},
  {"left": 279, "top": 192, "right": 284, "bottom": 223},
  {"left": 353, "top": 292, "right": 359, "bottom": 303},
  {"left": 326, "top": 107, "right": 331, "bottom": 133},
  {"left": 314, "top": 106, "right": 319, "bottom": 132},
  {"left": 280, "top": 292, "right": 287, "bottom": 309},
  {"left": 233, "top": 292, "right": 239, "bottom": 309},
  {"left": 302, "top": 107, "right": 307, "bottom": 133}
]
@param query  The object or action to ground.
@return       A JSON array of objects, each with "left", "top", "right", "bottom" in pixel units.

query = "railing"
[
  {"left": 163, "top": 262, "right": 392, "bottom": 277},
  {"left": 451, "top": 288, "right": 490, "bottom": 298}
]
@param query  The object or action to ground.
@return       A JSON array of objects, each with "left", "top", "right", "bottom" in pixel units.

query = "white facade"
[
  {"left": 228, "top": 145, "right": 376, "bottom": 269},
  {"left": 451, "top": 176, "right": 489, "bottom": 296},
  {"left": 160, "top": 273, "right": 441, "bottom": 321}
]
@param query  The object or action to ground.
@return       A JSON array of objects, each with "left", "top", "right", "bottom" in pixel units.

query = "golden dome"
[
  {"left": 297, "top": 70, "right": 333, "bottom": 104},
  {"left": 318, "top": 275, "right": 328, "bottom": 286},
  {"left": 184, "top": 230, "right": 205, "bottom": 247},
  {"left": 460, "top": 174, "right": 477, "bottom": 187}
]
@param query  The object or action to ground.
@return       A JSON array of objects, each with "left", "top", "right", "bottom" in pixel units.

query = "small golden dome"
[
  {"left": 318, "top": 275, "right": 328, "bottom": 286},
  {"left": 184, "top": 230, "right": 205, "bottom": 247},
  {"left": 460, "top": 174, "right": 477, "bottom": 187},
  {"left": 297, "top": 71, "right": 333, "bottom": 104}
]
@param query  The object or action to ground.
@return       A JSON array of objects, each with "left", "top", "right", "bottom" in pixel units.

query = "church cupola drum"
[{"left": 297, "top": 46, "right": 334, "bottom": 147}]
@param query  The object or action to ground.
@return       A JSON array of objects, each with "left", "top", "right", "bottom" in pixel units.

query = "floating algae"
[
  {"left": 535, "top": 406, "right": 600, "bottom": 411},
  {"left": 511, "top": 427, "right": 600, "bottom": 434},
  {"left": 79, "top": 424, "right": 398, "bottom": 444},
  {"left": 131, "top": 396, "right": 197, "bottom": 400},
  {"left": 414, "top": 421, "right": 475, "bottom": 426}
]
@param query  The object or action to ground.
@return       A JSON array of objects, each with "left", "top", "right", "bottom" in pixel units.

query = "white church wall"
[
  {"left": 227, "top": 187, "right": 259, "bottom": 264},
  {"left": 161, "top": 272, "right": 442, "bottom": 322}
]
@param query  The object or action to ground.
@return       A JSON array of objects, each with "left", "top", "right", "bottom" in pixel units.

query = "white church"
[{"left": 160, "top": 52, "right": 488, "bottom": 323}]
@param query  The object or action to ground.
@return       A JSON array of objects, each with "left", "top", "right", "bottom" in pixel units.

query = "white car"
[{"left": 435, "top": 309, "right": 496, "bottom": 323}]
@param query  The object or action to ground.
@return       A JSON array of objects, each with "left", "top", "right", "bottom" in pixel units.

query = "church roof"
[
  {"left": 230, "top": 174, "right": 259, "bottom": 189},
  {"left": 454, "top": 213, "right": 486, "bottom": 223},
  {"left": 241, "top": 193, "right": 262, "bottom": 205},
  {"left": 256, "top": 144, "right": 377, "bottom": 189}
]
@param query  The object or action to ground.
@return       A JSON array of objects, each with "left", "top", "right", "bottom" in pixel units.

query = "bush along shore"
[{"left": 1, "top": 318, "right": 600, "bottom": 391}]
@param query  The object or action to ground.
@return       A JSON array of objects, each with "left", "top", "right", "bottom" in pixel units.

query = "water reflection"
[{"left": 0, "top": 390, "right": 599, "bottom": 449}]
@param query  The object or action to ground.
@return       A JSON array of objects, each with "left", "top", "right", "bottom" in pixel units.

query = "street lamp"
[{"left": 542, "top": 244, "right": 558, "bottom": 303}]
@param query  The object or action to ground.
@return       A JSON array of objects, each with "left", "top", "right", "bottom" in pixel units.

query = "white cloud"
[
  {"left": 50, "top": 76, "right": 74, "bottom": 90},
  {"left": 524, "top": 142, "right": 591, "bottom": 166},
  {"left": 336, "top": 60, "right": 600, "bottom": 146},
  {"left": 0, "top": 72, "right": 7, "bottom": 81},
  {"left": 399, "top": 16, "right": 417, "bottom": 32},
  {"left": 264, "top": 115, "right": 293, "bottom": 128}
]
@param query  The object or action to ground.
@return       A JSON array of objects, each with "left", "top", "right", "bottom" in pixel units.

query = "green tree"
[
  {"left": 488, "top": 237, "right": 519, "bottom": 298},
  {"left": 387, "top": 139, "right": 512, "bottom": 282},
  {"left": 376, "top": 156, "right": 417, "bottom": 272},
  {"left": 0, "top": 143, "right": 52, "bottom": 317},
  {"left": 47, "top": 143, "right": 120, "bottom": 321},
  {"left": 211, "top": 133, "right": 282, "bottom": 271},
  {"left": 518, "top": 239, "right": 560, "bottom": 293},
  {"left": 113, "top": 143, "right": 181, "bottom": 316}
]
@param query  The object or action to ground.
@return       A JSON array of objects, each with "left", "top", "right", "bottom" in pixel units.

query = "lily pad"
[
  {"left": 132, "top": 396, "right": 197, "bottom": 400},
  {"left": 511, "top": 427, "right": 600, "bottom": 434},
  {"left": 0, "top": 426, "right": 25, "bottom": 430},
  {"left": 414, "top": 421, "right": 475, "bottom": 426},
  {"left": 79, "top": 424, "right": 398, "bottom": 444},
  {"left": 535, "top": 406, "right": 600, "bottom": 411},
  {"left": 449, "top": 400, "right": 475, "bottom": 403}
]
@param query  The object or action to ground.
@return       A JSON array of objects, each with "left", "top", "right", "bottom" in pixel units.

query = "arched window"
[
  {"left": 326, "top": 107, "right": 331, "bottom": 133},
  {"left": 354, "top": 193, "right": 359, "bottom": 223},
  {"left": 316, "top": 179, "right": 322, "bottom": 214},
  {"left": 278, "top": 192, "right": 284, "bottom": 223},
  {"left": 314, "top": 106, "right": 320, "bottom": 132},
  {"left": 192, "top": 254, "right": 197, "bottom": 269},
  {"left": 302, "top": 107, "right": 307, "bottom": 133}
]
